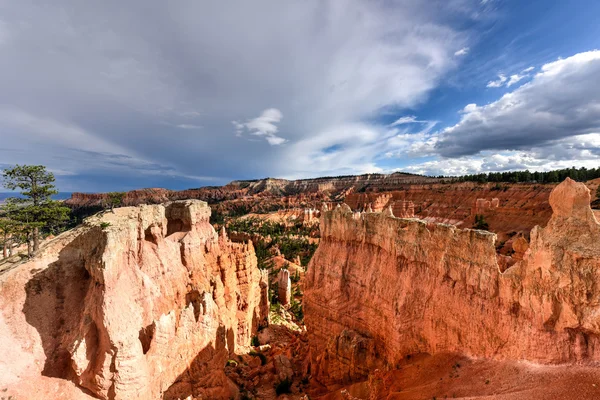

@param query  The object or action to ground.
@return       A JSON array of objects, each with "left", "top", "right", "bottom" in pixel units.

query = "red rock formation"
[
  {"left": 66, "top": 177, "right": 587, "bottom": 244},
  {"left": 369, "top": 193, "right": 392, "bottom": 212},
  {"left": 304, "top": 178, "right": 600, "bottom": 390},
  {"left": 65, "top": 173, "right": 442, "bottom": 211},
  {"left": 346, "top": 182, "right": 555, "bottom": 236},
  {"left": 394, "top": 200, "right": 415, "bottom": 218},
  {"left": 473, "top": 197, "right": 500, "bottom": 214},
  {"left": 511, "top": 235, "right": 529, "bottom": 260},
  {"left": 0, "top": 200, "right": 268, "bottom": 400},
  {"left": 67, "top": 188, "right": 173, "bottom": 208},
  {"left": 240, "top": 208, "right": 321, "bottom": 227},
  {"left": 278, "top": 269, "right": 292, "bottom": 306}
]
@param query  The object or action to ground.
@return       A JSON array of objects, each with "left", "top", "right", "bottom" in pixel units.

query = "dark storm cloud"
[{"left": 0, "top": 0, "right": 474, "bottom": 190}]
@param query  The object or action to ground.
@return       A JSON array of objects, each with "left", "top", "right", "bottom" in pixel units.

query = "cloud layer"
[
  {"left": 436, "top": 51, "right": 600, "bottom": 158},
  {"left": 0, "top": 1, "right": 597, "bottom": 190},
  {"left": 0, "top": 0, "right": 479, "bottom": 190},
  {"left": 386, "top": 51, "right": 600, "bottom": 176}
]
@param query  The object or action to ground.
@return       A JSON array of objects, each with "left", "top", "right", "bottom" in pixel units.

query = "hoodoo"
[
  {"left": 304, "top": 178, "right": 600, "bottom": 388},
  {"left": 0, "top": 200, "right": 268, "bottom": 400}
]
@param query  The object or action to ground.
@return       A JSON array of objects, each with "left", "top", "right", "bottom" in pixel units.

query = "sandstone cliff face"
[
  {"left": 0, "top": 200, "right": 268, "bottom": 400},
  {"left": 345, "top": 182, "right": 555, "bottom": 236},
  {"left": 304, "top": 178, "right": 600, "bottom": 388}
]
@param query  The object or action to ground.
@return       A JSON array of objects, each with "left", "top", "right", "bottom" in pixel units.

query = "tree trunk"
[
  {"left": 2, "top": 241, "right": 6, "bottom": 259},
  {"left": 33, "top": 226, "right": 40, "bottom": 253},
  {"left": 27, "top": 234, "right": 33, "bottom": 257}
]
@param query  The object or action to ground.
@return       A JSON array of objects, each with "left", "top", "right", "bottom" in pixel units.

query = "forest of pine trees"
[{"left": 448, "top": 166, "right": 600, "bottom": 184}]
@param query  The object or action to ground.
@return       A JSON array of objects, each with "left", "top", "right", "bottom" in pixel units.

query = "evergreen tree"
[
  {"left": 0, "top": 217, "right": 18, "bottom": 258},
  {"left": 105, "top": 191, "right": 126, "bottom": 212},
  {"left": 2, "top": 165, "right": 70, "bottom": 255},
  {"left": 546, "top": 171, "right": 559, "bottom": 183},
  {"left": 473, "top": 214, "right": 489, "bottom": 230}
]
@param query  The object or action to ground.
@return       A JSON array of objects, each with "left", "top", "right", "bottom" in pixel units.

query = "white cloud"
[
  {"left": 486, "top": 74, "right": 507, "bottom": 87},
  {"left": 462, "top": 103, "right": 478, "bottom": 113},
  {"left": 244, "top": 108, "right": 283, "bottom": 136},
  {"left": 506, "top": 73, "right": 526, "bottom": 87},
  {"left": 436, "top": 50, "right": 600, "bottom": 157},
  {"left": 234, "top": 108, "right": 286, "bottom": 145},
  {"left": 266, "top": 136, "right": 287, "bottom": 146},
  {"left": 405, "top": 133, "right": 600, "bottom": 176},
  {"left": 487, "top": 66, "right": 536, "bottom": 88},
  {"left": 454, "top": 47, "right": 469, "bottom": 56},
  {"left": 176, "top": 124, "right": 203, "bottom": 130},
  {"left": 389, "top": 115, "right": 417, "bottom": 126}
]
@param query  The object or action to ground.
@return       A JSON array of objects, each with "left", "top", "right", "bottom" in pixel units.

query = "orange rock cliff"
[
  {"left": 1, "top": 178, "right": 600, "bottom": 399},
  {"left": 304, "top": 178, "right": 600, "bottom": 389},
  {"left": 0, "top": 200, "right": 268, "bottom": 399}
]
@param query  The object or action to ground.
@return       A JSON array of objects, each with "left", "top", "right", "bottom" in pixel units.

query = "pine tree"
[
  {"left": 473, "top": 214, "right": 489, "bottom": 230},
  {"left": 2, "top": 165, "right": 71, "bottom": 255},
  {"left": 0, "top": 218, "right": 18, "bottom": 258},
  {"left": 105, "top": 192, "right": 126, "bottom": 212}
]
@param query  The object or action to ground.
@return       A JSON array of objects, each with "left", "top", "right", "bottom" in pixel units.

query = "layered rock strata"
[
  {"left": 304, "top": 178, "right": 600, "bottom": 388},
  {"left": 0, "top": 200, "right": 268, "bottom": 400},
  {"left": 345, "top": 182, "right": 555, "bottom": 234},
  {"left": 65, "top": 173, "right": 441, "bottom": 210}
]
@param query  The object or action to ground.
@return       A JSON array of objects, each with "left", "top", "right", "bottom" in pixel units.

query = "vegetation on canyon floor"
[
  {"left": 473, "top": 214, "right": 490, "bottom": 231},
  {"left": 227, "top": 217, "right": 319, "bottom": 267}
]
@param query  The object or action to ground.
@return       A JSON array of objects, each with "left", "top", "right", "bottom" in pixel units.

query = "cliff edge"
[
  {"left": 304, "top": 178, "right": 600, "bottom": 389},
  {"left": 0, "top": 200, "right": 269, "bottom": 400}
]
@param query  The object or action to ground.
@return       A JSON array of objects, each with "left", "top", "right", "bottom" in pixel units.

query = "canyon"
[
  {"left": 66, "top": 175, "right": 592, "bottom": 244},
  {"left": 0, "top": 177, "right": 599, "bottom": 399},
  {"left": 304, "top": 178, "right": 600, "bottom": 397}
]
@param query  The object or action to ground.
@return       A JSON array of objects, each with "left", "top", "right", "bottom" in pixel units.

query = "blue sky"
[{"left": 0, "top": 0, "right": 599, "bottom": 192}]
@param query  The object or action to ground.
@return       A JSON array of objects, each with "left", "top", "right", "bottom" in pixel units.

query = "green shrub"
[
  {"left": 100, "top": 222, "right": 111, "bottom": 229},
  {"left": 251, "top": 335, "right": 260, "bottom": 347},
  {"left": 290, "top": 297, "right": 304, "bottom": 322},
  {"left": 473, "top": 215, "right": 489, "bottom": 230},
  {"left": 290, "top": 270, "right": 301, "bottom": 283},
  {"left": 225, "top": 359, "right": 238, "bottom": 367}
]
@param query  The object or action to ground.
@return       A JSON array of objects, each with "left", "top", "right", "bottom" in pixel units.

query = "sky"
[{"left": 1, "top": 0, "right": 600, "bottom": 192}]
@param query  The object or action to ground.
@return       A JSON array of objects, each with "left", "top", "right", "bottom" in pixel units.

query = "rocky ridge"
[
  {"left": 65, "top": 173, "right": 441, "bottom": 209},
  {"left": 304, "top": 178, "right": 600, "bottom": 392},
  {"left": 0, "top": 200, "right": 268, "bottom": 399}
]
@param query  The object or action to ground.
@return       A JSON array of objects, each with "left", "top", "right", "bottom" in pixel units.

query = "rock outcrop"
[
  {"left": 278, "top": 269, "right": 292, "bottom": 306},
  {"left": 0, "top": 200, "right": 268, "bottom": 400},
  {"left": 346, "top": 182, "right": 556, "bottom": 237},
  {"left": 394, "top": 200, "right": 415, "bottom": 218},
  {"left": 304, "top": 178, "right": 600, "bottom": 389},
  {"left": 473, "top": 197, "right": 500, "bottom": 214}
]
